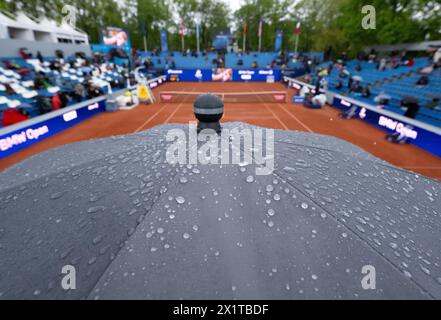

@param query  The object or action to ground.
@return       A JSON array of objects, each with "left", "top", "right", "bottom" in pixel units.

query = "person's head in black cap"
[{"left": 193, "top": 93, "right": 224, "bottom": 134}]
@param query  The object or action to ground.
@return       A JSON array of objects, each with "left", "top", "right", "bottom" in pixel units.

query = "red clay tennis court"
[{"left": 1, "top": 81, "right": 440, "bottom": 180}]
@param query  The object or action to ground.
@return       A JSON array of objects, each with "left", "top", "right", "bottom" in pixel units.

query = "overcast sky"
[{"left": 222, "top": 0, "right": 242, "bottom": 13}]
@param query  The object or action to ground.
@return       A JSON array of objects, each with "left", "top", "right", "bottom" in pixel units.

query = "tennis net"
[{"left": 159, "top": 91, "right": 287, "bottom": 103}]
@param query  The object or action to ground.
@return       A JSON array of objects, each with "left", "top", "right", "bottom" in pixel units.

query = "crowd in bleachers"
[
  {"left": 0, "top": 49, "right": 135, "bottom": 128},
  {"left": 304, "top": 48, "right": 441, "bottom": 127},
  {"left": 137, "top": 48, "right": 323, "bottom": 71}
]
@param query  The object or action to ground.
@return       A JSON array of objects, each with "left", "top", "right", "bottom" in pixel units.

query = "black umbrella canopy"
[{"left": 0, "top": 123, "right": 440, "bottom": 300}]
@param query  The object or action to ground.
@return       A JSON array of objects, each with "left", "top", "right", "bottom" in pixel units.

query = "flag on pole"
[
  {"left": 258, "top": 18, "right": 263, "bottom": 37},
  {"left": 179, "top": 16, "right": 185, "bottom": 36},
  {"left": 141, "top": 18, "right": 147, "bottom": 52},
  {"left": 294, "top": 22, "right": 301, "bottom": 35},
  {"left": 179, "top": 16, "right": 185, "bottom": 52}
]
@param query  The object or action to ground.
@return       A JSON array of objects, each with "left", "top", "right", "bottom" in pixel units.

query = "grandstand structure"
[
  {"left": 138, "top": 50, "right": 323, "bottom": 70},
  {"left": 0, "top": 56, "right": 127, "bottom": 127},
  {"left": 0, "top": 11, "right": 90, "bottom": 57},
  {"left": 310, "top": 58, "right": 441, "bottom": 127}
]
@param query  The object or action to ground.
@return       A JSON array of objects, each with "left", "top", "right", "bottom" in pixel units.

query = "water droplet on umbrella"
[
  {"left": 183, "top": 233, "right": 190, "bottom": 240},
  {"left": 87, "top": 206, "right": 105, "bottom": 214},
  {"left": 93, "top": 236, "right": 103, "bottom": 245},
  {"left": 390, "top": 243, "right": 398, "bottom": 249},
  {"left": 50, "top": 192, "right": 65, "bottom": 200},
  {"left": 301, "top": 203, "right": 309, "bottom": 210},
  {"left": 176, "top": 196, "right": 186, "bottom": 204},
  {"left": 179, "top": 177, "right": 188, "bottom": 184},
  {"left": 246, "top": 176, "right": 254, "bottom": 183},
  {"left": 268, "top": 209, "right": 275, "bottom": 217},
  {"left": 157, "top": 228, "right": 164, "bottom": 234}
]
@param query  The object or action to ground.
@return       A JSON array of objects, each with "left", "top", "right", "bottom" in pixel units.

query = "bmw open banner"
[
  {"left": 0, "top": 99, "right": 106, "bottom": 159},
  {"left": 332, "top": 96, "right": 441, "bottom": 158}
]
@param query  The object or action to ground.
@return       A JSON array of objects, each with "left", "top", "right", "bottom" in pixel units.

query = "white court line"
[
  {"left": 134, "top": 88, "right": 189, "bottom": 133},
  {"left": 134, "top": 102, "right": 171, "bottom": 133},
  {"left": 164, "top": 88, "right": 195, "bottom": 123},
  {"left": 277, "top": 103, "right": 314, "bottom": 133},
  {"left": 244, "top": 83, "right": 289, "bottom": 130}
]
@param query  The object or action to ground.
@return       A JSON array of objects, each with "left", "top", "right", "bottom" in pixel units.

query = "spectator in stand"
[
  {"left": 354, "top": 63, "right": 362, "bottom": 72},
  {"left": 34, "top": 72, "right": 49, "bottom": 90},
  {"left": 37, "top": 51, "right": 44, "bottom": 63},
  {"left": 362, "top": 85, "right": 371, "bottom": 98},
  {"left": 251, "top": 61, "right": 258, "bottom": 69},
  {"left": 335, "top": 79, "right": 343, "bottom": 90},
  {"left": 72, "top": 83, "right": 86, "bottom": 102},
  {"left": 427, "top": 96, "right": 440, "bottom": 110},
  {"left": 51, "top": 93, "right": 63, "bottom": 111},
  {"left": 350, "top": 80, "right": 363, "bottom": 94},
  {"left": 368, "top": 49, "right": 377, "bottom": 63},
  {"left": 402, "top": 97, "right": 420, "bottom": 119},
  {"left": 347, "top": 76, "right": 353, "bottom": 89},
  {"left": 433, "top": 47, "right": 441, "bottom": 67},
  {"left": 2, "top": 108, "right": 29, "bottom": 127},
  {"left": 416, "top": 75, "right": 429, "bottom": 87},
  {"left": 86, "top": 83, "right": 104, "bottom": 99},
  {"left": 19, "top": 48, "right": 32, "bottom": 60},
  {"left": 327, "top": 62, "right": 334, "bottom": 74},
  {"left": 378, "top": 58, "right": 387, "bottom": 71},
  {"left": 404, "top": 57, "right": 415, "bottom": 67},
  {"left": 36, "top": 95, "right": 53, "bottom": 115}
]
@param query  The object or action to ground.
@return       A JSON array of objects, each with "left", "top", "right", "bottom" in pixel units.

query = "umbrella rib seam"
[{"left": 85, "top": 163, "right": 183, "bottom": 299}]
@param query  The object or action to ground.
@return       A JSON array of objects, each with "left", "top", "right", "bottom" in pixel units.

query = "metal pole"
[
  {"left": 196, "top": 23, "right": 200, "bottom": 53},
  {"left": 258, "top": 35, "right": 262, "bottom": 52},
  {"left": 143, "top": 36, "right": 147, "bottom": 52},
  {"left": 181, "top": 35, "right": 185, "bottom": 52}
]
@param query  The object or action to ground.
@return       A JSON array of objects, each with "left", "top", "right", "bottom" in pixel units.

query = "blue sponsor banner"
[
  {"left": 160, "top": 30, "right": 169, "bottom": 52},
  {"left": 275, "top": 30, "right": 283, "bottom": 52},
  {"left": 332, "top": 97, "right": 441, "bottom": 158},
  {"left": 0, "top": 99, "right": 106, "bottom": 159},
  {"left": 166, "top": 69, "right": 281, "bottom": 82},
  {"left": 233, "top": 69, "right": 281, "bottom": 82},
  {"left": 166, "top": 69, "right": 213, "bottom": 82}
]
